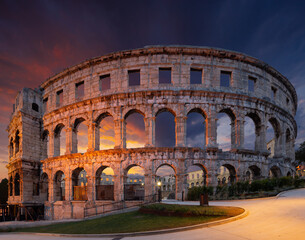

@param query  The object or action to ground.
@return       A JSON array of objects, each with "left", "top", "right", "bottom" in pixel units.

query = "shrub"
[{"left": 187, "top": 186, "right": 213, "bottom": 201}]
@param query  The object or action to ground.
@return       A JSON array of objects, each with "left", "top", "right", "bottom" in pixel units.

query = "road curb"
[{"left": 9, "top": 209, "right": 249, "bottom": 238}]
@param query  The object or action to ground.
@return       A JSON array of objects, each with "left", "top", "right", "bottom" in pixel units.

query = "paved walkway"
[{"left": 0, "top": 188, "right": 305, "bottom": 240}]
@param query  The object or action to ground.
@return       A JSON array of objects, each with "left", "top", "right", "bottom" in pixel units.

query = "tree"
[
  {"left": 0, "top": 178, "right": 8, "bottom": 204},
  {"left": 296, "top": 141, "right": 305, "bottom": 163}
]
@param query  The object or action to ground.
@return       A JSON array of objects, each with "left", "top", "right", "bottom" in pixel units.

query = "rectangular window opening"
[
  {"left": 159, "top": 68, "right": 171, "bottom": 84},
  {"left": 56, "top": 90, "right": 63, "bottom": 107},
  {"left": 128, "top": 70, "right": 140, "bottom": 86},
  {"left": 99, "top": 74, "right": 111, "bottom": 91},
  {"left": 220, "top": 71, "right": 231, "bottom": 87},
  {"left": 190, "top": 68, "right": 202, "bottom": 84},
  {"left": 248, "top": 76, "right": 256, "bottom": 92},
  {"left": 76, "top": 81, "right": 84, "bottom": 99},
  {"left": 286, "top": 97, "right": 290, "bottom": 106}
]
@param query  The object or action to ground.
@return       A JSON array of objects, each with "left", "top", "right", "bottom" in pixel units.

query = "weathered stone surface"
[{"left": 7, "top": 46, "right": 297, "bottom": 220}]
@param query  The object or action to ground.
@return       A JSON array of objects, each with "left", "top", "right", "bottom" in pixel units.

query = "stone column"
[
  {"left": 114, "top": 119, "right": 126, "bottom": 149},
  {"left": 175, "top": 116, "right": 187, "bottom": 147},
  {"left": 87, "top": 123, "right": 98, "bottom": 152},
  {"left": 113, "top": 174, "right": 124, "bottom": 201},
  {"left": 65, "top": 175, "right": 73, "bottom": 201},
  {"left": 144, "top": 117, "right": 155, "bottom": 147},
  {"left": 205, "top": 116, "right": 218, "bottom": 148},
  {"left": 234, "top": 118, "right": 245, "bottom": 149},
  {"left": 144, "top": 173, "right": 154, "bottom": 199},
  {"left": 65, "top": 127, "right": 73, "bottom": 154},
  {"left": 176, "top": 173, "right": 188, "bottom": 201},
  {"left": 49, "top": 132, "right": 55, "bottom": 157}
]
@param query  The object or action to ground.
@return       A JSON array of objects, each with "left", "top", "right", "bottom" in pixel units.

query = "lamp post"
[{"left": 157, "top": 181, "right": 162, "bottom": 202}]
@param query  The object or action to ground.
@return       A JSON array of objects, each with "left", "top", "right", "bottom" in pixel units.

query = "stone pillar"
[
  {"left": 65, "top": 175, "right": 72, "bottom": 201},
  {"left": 144, "top": 117, "right": 155, "bottom": 147},
  {"left": 175, "top": 116, "right": 186, "bottom": 147},
  {"left": 144, "top": 173, "right": 154, "bottom": 199},
  {"left": 258, "top": 121, "right": 267, "bottom": 153},
  {"left": 113, "top": 174, "right": 124, "bottom": 201},
  {"left": 72, "top": 129, "right": 77, "bottom": 153},
  {"left": 87, "top": 123, "right": 98, "bottom": 152},
  {"left": 114, "top": 119, "right": 126, "bottom": 148},
  {"left": 49, "top": 175, "right": 54, "bottom": 202},
  {"left": 65, "top": 127, "right": 73, "bottom": 154},
  {"left": 274, "top": 130, "right": 284, "bottom": 158},
  {"left": 205, "top": 116, "right": 218, "bottom": 148},
  {"left": 234, "top": 118, "right": 245, "bottom": 149},
  {"left": 176, "top": 173, "right": 188, "bottom": 201},
  {"left": 49, "top": 132, "right": 55, "bottom": 157}
]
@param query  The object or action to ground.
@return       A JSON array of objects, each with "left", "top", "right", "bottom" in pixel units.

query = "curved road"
[{"left": 1, "top": 188, "right": 305, "bottom": 240}]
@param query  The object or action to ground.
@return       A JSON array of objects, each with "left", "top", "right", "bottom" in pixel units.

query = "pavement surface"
[{"left": 0, "top": 188, "right": 305, "bottom": 240}]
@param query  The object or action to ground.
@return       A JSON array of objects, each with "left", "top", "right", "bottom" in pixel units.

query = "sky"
[{"left": 1, "top": 0, "right": 305, "bottom": 180}]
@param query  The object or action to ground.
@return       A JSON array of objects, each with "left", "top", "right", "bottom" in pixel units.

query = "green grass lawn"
[{"left": 14, "top": 205, "right": 244, "bottom": 234}]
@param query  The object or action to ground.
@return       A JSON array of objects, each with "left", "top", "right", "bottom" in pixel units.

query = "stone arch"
[
  {"left": 40, "top": 172, "right": 49, "bottom": 201},
  {"left": 95, "top": 166, "right": 114, "bottom": 200},
  {"left": 73, "top": 117, "right": 88, "bottom": 153},
  {"left": 155, "top": 108, "right": 176, "bottom": 147},
  {"left": 186, "top": 163, "right": 208, "bottom": 187},
  {"left": 217, "top": 108, "right": 236, "bottom": 150},
  {"left": 54, "top": 123, "right": 65, "bottom": 156},
  {"left": 72, "top": 167, "right": 87, "bottom": 200},
  {"left": 155, "top": 107, "right": 177, "bottom": 117},
  {"left": 246, "top": 165, "right": 261, "bottom": 181},
  {"left": 14, "top": 173, "right": 20, "bottom": 196},
  {"left": 269, "top": 165, "right": 282, "bottom": 178},
  {"left": 53, "top": 170, "right": 65, "bottom": 201},
  {"left": 218, "top": 164, "right": 236, "bottom": 185},
  {"left": 124, "top": 165, "right": 145, "bottom": 200},
  {"left": 186, "top": 108, "right": 206, "bottom": 148},
  {"left": 155, "top": 163, "right": 176, "bottom": 200},
  {"left": 123, "top": 108, "right": 146, "bottom": 119},
  {"left": 245, "top": 112, "right": 261, "bottom": 151},
  {"left": 124, "top": 109, "right": 145, "bottom": 148},
  {"left": 95, "top": 112, "right": 115, "bottom": 150}
]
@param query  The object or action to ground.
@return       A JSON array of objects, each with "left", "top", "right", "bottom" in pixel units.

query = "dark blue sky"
[{"left": 1, "top": 0, "right": 305, "bottom": 178}]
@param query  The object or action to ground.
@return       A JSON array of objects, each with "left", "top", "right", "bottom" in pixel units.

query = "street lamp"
[{"left": 157, "top": 181, "right": 162, "bottom": 202}]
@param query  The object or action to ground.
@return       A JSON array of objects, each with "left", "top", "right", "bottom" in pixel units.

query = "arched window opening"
[
  {"left": 244, "top": 116, "right": 256, "bottom": 150},
  {"left": 40, "top": 173, "right": 49, "bottom": 202},
  {"left": 269, "top": 166, "right": 281, "bottom": 178},
  {"left": 74, "top": 119, "right": 88, "bottom": 153},
  {"left": 156, "top": 165, "right": 176, "bottom": 200},
  {"left": 15, "top": 130, "right": 20, "bottom": 154},
  {"left": 187, "top": 164, "right": 207, "bottom": 188},
  {"left": 54, "top": 171, "right": 65, "bottom": 201},
  {"left": 186, "top": 111, "right": 206, "bottom": 148},
  {"left": 217, "top": 112, "right": 232, "bottom": 151},
  {"left": 72, "top": 168, "right": 87, "bottom": 201},
  {"left": 14, "top": 173, "right": 20, "bottom": 196},
  {"left": 218, "top": 164, "right": 236, "bottom": 185},
  {"left": 98, "top": 115, "right": 115, "bottom": 150},
  {"left": 156, "top": 110, "right": 175, "bottom": 147},
  {"left": 124, "top": 166, "right": 145, "bottom": 201},
  {"left": 246, "top": 165, "right": 261, "bottom": 182},
  {"left": 54, "top": 124, "right": 65, "bottom": 156},
  {"left": 96, "top": 166, "right": 114, "bottom": 200},
  {"left": 125, "top": 111, "right": 145, "bottom": 148}
]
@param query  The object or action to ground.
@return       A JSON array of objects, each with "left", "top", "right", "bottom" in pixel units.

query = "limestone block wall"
[{"left": 7, "top": 46, "right": 297, "bottom": 220}]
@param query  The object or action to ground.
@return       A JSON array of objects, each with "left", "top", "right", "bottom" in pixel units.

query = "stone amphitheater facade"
[{"left": 7, "top": 46, "right": 297, "bottom": 220}]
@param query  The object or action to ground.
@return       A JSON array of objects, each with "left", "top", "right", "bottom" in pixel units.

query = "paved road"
[{"left": 1, "top": 188, "right": 305, "bottom": 240}]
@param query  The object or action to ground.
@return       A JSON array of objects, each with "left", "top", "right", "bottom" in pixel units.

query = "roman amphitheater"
[{"left": 7, "top": 46, "right": 297, "bottom": 220}]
